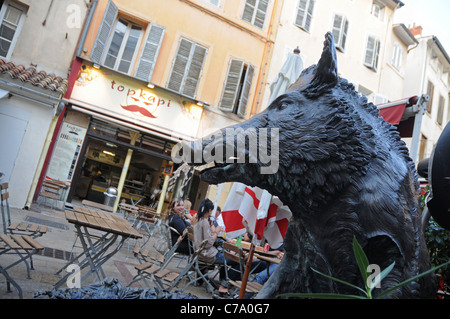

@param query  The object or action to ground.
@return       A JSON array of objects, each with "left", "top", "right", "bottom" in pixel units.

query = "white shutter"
[
  {"left": 167, "top": 38, "right": 207, "bottom": 98},
  {"left": 220, "top": 59, "right": 244, "bottom": 112},
  {"left": 341, "top": 18, "right": 348, "bottom": 50},
  {"left": 364, "top": 36, "right": 375, "bottom": 67},
  {"left": 332, "top": 14, "right": 347, "bottom": 51},
  {"left": 167, "top": 38, "right": 192, "bottom": 93},
  {"left": 254, "top": 0, "right": 269, "bottom": 29},
  {"left": 90, "top": 0, "right": 118, "bottom": 64},
  {"left": 242, "top": 0, "right": 256, "bottom": 24},
  {"left": 182, "top": 44, "right": 207, "bottom": 98},
  {"left": 304, "top": 0, "right": 314, "bottom": 31},
  {"left": 373, "top": 39, "right": 380, "bottom": 71},
  {"left": 237, "top": 64, "right": 255, "bottom": 118},
  {"left": 242, "top": 0, "right": 268, "bottom": 29},
  {"left": 332, "top": 14, "right": 342, "bottom": 46},
  {"left": 135, "top": 23, "right": 165, "bottom": 82},
  {"left": 296, "top": 0, "right": 314, "bottom": 31},
  {"left": 364, "top": 36, "right": 380, "bottom": 70}
]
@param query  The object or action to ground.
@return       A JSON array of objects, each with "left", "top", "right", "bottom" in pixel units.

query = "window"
[
  {"left": 391, "top": 41, "right": 403, "bottom": 70},
  {"left": 219, "top": 58, "right": 255, "bottom": 117},
  {"left": 437, "top": 95, "right": 444, "bottom": 126},
  {"left": 419, "top": 134, "right": 427, "bottom": 161},
  {"left": 332, "top": 14, "right": 348, "bottom": 52},
  {"left": 202, "top": 0, "right": 220, "bottom": 6},
  {"left": 103, "top": 18, "right": 142, "bottom": 74},
  {"left": 426, "top": 80, "right": 434, "bottom": 114},
  {"left": 0, "top": 0, "right": 26, "bottom": 59},
  {"left": 295, "top": 0, "right": 315, "bottom": 32},
  {"left": 364, "top": 35, "right": 380, "bottom": 71},
  {"left": 91, "top": 0, "right": 165, "bottom": 81},
  {"left": 167, "top": 38, "right": 207, "bottom": 98},
  {"left": 371, "top": 1, "right": 385, "bottom": 21},
  {"left": 242, "top": 0, "right": 269, "bottom": 29}
]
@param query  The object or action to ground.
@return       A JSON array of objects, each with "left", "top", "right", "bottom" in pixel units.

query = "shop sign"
[
  {"left": 70, "top": 63, "right": 202, "bottom": 139},
  {"left": 46, "top": 122, "right": 87, "bottom": 184}
]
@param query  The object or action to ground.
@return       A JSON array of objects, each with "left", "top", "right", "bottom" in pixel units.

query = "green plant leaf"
[
  {"left": 311, "top": 268, "right": 367, "bottom": 296},
  {"left": 353, "top": 236, "right": 370, "bottom": 289},
  {"left": 278, "top": 292, "right": 367, "bottom": 299},
  {"left": 369, "top": 261, "right": 395, "bottom": 294},
  {"left": 376, "top": 260, "right": 450, "bottom": 299}
]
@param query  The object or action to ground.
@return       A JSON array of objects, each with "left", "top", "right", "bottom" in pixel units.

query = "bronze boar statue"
[{"left": 178, "top": 33, "right": 435, "bottom": 298}]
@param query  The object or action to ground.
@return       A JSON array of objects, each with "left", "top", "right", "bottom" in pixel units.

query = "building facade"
[
  {"left": 262, "top": 0, "right": 411, "bottom": 111},
  {"left": 45, "top": 0, "right": 283, "bottom": 212},
  {"left": 0, "top": 0, "right": 88, "bottom": 209},
  {"left": 402, "top": 29, "right": 450, "bottom": 161}
]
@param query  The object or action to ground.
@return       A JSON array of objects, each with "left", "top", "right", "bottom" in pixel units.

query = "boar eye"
[{"left": 279, "top": 102, "right": 289, "bottom": 110}]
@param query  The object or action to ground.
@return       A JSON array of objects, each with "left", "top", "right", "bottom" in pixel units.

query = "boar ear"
[{"left": 306, "top": 32, "right": 339, "bottom": 95}]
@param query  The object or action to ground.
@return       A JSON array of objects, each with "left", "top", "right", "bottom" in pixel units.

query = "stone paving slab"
[{"left": 0, "top": 204, "right": 212, "bottom": 299}]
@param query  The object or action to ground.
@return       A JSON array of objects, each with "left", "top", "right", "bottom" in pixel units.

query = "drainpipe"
[
  {"left": 249, "top": 0, "right": 280, "bottom": 117},
  {"left": 75, "top": 0, "right": 98, "bottom": 59}
]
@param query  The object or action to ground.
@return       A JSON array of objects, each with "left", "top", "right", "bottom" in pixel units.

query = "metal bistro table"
[{"left": 54, "top": 205, "right": 142, "bottom": 288}]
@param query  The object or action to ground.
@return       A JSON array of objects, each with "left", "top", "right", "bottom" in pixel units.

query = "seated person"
[
  {"left": 227, "top": 232, "right": 266, "bottom": 281},
  {"left": 193, "top": 198, "right": 236, "bottom": 295},
  {"left": 252, "top": 246, "right": 284, "bottom": 285},
  {"left": 166, "top": 198, "right": 190, "bottom": 255}
]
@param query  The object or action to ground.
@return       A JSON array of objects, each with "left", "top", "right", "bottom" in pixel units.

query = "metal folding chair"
[
  {"left": 1, "top": 183, "right": 46, "bottom": 272},
  {"left": 128, "top": 239, "right": 209, "bottom": 293},
  {"left": 1, "top": 183, "right": 11, "bottom": 234},
  {"left": 37, "top": 179, "right": 67, "bottom": 210},
  {"left": 128, "top": 228, "right": 189, "bottom": 287},
  {"left": 186, "top": 226, "right": 219, "bottom": 295},
  {"left": 223, "top": 241, "right": 264, "bottom": 295},
  {"left": 0, "top": 234, "right": 44, "bottom": 298}
]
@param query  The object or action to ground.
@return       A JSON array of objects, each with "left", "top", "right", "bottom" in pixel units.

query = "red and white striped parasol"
[{"left": 221, "top": 183, "right": 291, "bottom": 249}]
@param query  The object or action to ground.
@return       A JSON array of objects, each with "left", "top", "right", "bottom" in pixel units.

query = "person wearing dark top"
[{"left": 166, "top": 198, "right": 190, "bottom": 255}]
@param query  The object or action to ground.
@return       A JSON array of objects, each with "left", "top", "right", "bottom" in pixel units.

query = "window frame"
[
  {"left": 241, "top": 0, "right": 269, "bottom": 29},
  {"left": 202, "top": 0, "right": 220, "bottom": 6},
  {"left": 219, "top": 57, "right": 255, "bottom": 118},
  {"left": 331, "top": 13, "right": 349, "bottom": 52},
  {"left": 426, "top": 80, "right": 434, "bottom": 114},
  {"left": 90, "top": 0, "right": 165, "bottom": 82},
  {"left": 102, "top": 18, "right": 144, "bottom": 75},
  {"left": 166, "top": 37, "right": 208, "bottom": 99},
  {"left": 391, "top": 41, "right": 403, "bottom": 71},
  {"left": 294, "top": 0, "right": 315, "bottom": 32},
  {"left": 437, "top": 95, "right": 444, "bottom": 126},
  {"left": 371, "top": 1, "right": 385, "bottom": 21},
  {"left": 0, "top": 0, "right": 27, "bottom": 60},
  {"left": 364, "top": 35, "right": 381, "bottom": 71}
]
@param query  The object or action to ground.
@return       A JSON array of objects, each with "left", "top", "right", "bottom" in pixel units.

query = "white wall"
[
  {"left": 10, "top": 0, "right": 87, "bottom": 77},
  {"left": 262, "top": 0, "right": 398, "bottom": 111},
  {"left": 1, "top": 97, "right": 54, "bottom": 208}
]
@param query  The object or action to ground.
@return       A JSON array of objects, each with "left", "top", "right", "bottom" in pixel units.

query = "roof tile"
[{"left": 0, "top": 59, "right": 68, "bottom": 94}]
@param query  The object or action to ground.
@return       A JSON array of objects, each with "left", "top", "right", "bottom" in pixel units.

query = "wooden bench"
[{"left": 0, "top": 234, "right": 44, "bottom": 298}]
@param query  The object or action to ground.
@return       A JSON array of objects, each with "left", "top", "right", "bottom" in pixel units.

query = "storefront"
[{"left": 40, "top": 59, "right": 209, "bottom": 213}]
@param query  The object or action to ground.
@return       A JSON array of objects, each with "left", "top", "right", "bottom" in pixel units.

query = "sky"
[{"left": 393, "top": 0, "right": 450, "bottom": 54}]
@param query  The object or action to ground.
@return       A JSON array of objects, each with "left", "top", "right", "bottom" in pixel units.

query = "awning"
[{"left": 377, "top": 96, "right": 419, "bottom": 138}]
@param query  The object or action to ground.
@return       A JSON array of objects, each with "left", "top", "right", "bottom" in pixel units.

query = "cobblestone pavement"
[{"left": 0, "top": 203, "right": 213, "bottom": 299}]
